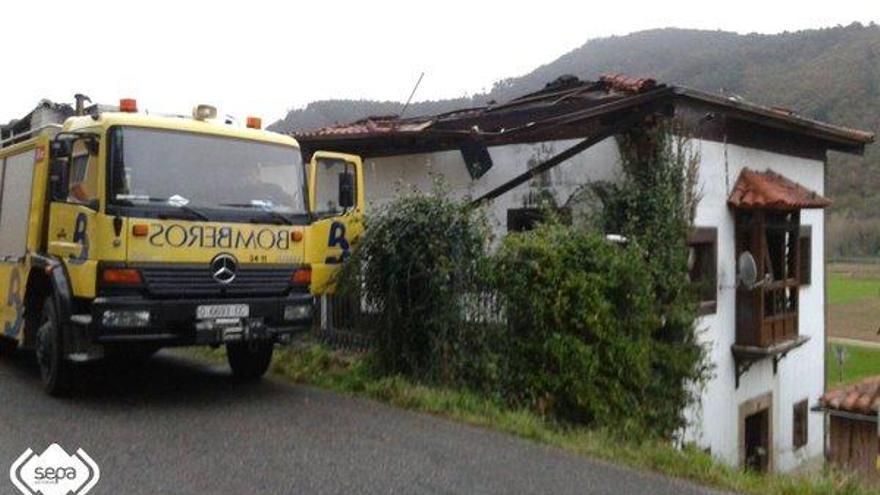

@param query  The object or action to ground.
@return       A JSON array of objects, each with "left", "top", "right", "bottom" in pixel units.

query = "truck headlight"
[
  {"left": 284, "top": 304, "right": 312, "bottom": 321},
  {"left": 102, "top": 310, "right": 151, "bottom": 328}
]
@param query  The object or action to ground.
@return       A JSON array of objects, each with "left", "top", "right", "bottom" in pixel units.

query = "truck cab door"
[
  {"left": 306, "top": 151, "right": 364, "bottom": 294},
  {"left": 47, "top": 138, "right": 101, "bottom": 298}
]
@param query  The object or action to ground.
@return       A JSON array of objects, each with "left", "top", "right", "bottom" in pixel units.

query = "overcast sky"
[{"left": 3, "top": 1, "right": 878, "bottom": 125}]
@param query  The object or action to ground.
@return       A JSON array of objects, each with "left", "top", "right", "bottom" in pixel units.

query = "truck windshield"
[{"left": 108, "top": 127, "right": 306, "bottom": 216}]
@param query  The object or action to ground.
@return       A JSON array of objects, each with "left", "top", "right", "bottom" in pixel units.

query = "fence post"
[{"left": 320, "top": 294, "right": 331, "bottom": 333}]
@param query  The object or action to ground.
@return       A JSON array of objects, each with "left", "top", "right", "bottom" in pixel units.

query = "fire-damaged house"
[{"left": 294, "top": 74, "right": 874, "bottom": 472}]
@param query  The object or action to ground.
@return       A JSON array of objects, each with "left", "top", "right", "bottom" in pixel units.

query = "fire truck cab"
[{"left": 0, "top": 97, "right": 363, "bottom": 395}]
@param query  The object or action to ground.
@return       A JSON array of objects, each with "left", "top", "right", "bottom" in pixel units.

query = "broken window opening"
[
  {"left": 688, "top": 227, "right": 717, "bottom": 315},
  {"left": 506, "top": 207, "right": 571, "bottom": 233},
  {"left": 793, "top": 399, "right": 809, "bottom": 449}
]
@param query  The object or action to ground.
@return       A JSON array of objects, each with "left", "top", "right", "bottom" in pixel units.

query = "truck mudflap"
[{"left": 29, "top": 254, "right": 90, "bottom": 358}]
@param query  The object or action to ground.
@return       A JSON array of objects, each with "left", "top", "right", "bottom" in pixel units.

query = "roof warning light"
[{"left": 119, "top": 98, "right": 138, "bottom": 113}]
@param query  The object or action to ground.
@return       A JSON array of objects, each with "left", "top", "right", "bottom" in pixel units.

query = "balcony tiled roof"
[{"left": 727, "top": 168, "right": 832, "bottom": 210}]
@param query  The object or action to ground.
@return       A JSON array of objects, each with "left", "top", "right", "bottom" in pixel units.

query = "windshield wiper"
[
  {"left": 218, "top": 203, "right": 293, "bottom": 225},
  {"left": 116, "top": 196, "right": 211, "bottom": 221},
  {"left": 166, "top": 204, "right": 210, "bottom": 222}
]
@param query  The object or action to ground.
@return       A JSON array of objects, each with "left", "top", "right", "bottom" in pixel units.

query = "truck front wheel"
[
  {"left": 0, "top": 336, "right": 16, "bottom": 357},
  {"left": 226, "top": 342, "right": 274, "bottom": 381},
  {"left": 36, "top": 295, "right": 74, "bottom": 396}
]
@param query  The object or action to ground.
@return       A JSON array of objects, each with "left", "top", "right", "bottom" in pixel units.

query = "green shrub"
[
  {"left": 491, "top": 223, "right": 659, "bottom": 431},
  {"left": 337, "top": 124, "right": 708, "bottom": 440},
  {"left": 337, "top": 185, "right": 492, "bottom": 383}
]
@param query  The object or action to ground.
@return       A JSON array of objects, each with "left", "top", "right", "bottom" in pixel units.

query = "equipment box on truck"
[{"left": 0, "top": 97, "right": 364, "bottom": 395}]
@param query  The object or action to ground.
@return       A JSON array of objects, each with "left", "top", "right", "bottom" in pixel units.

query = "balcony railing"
[{"left": 736, "top": 280, "right": 799, "bottom": 348}]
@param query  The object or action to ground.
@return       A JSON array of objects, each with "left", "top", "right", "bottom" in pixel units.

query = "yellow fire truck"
[{"left": 0, "top": 96, "right": 363, "bottom": 395}]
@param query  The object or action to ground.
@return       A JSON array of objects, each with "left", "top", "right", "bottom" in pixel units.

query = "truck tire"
[
  {"left": 36, "top": 295, "right": 74, "bottom": 397},
  {"left": 226, "top": 341, "right": 274, "bottom": 381},
  {"left": 0, "top": 336, "right": 17, "bottom": 357}
]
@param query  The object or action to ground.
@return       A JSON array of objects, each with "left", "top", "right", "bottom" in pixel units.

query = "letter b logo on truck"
[
  {"left": 325, "top": 221, "right": 350, "bottom": 264},
  {"left": 4, "top": 268, "right": 23, "bottom": 339},
  {"left": 69, "top": 213, "right": 90, "bottom": 265}
]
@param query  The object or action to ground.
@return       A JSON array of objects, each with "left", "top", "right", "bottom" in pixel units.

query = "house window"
[
  {"left": 793, "top": 399, "right": 808, "bottom": 449},
  {"left": 798, "top": 226, "right": 812, "bottom": 285},
  {"left": 688, "top": 227, "right": 717, "bottom": 315},
  {"left": 507, "top": 207, "right": 570, "bottom": 232}
]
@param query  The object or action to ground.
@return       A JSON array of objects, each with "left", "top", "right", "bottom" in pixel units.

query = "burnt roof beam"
[
  {"left": 299, "top": 89, "right": 674, "bottom": 161},
  {"left": 471, "top": 114, "right": 651, "bottom": 206}
]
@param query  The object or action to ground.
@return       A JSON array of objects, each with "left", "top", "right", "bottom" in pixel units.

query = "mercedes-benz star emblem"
[{"left": 211, "top": 254, "right": 238, "bottom": 284}]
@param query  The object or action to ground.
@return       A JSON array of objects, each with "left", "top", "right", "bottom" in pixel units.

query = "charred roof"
[{"left": 293, "top": 73, "right": 874, "bottom": 159}]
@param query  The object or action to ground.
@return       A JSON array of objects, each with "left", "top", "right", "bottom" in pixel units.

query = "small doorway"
[
  {"left": 744, "top": 408, "right": 770, "bottom": 471},
  {"left": 739, "top": 392, "right": 773, "bottom": 472}
]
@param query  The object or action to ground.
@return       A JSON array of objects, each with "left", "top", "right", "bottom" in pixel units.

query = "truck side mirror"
[
  {"left": 85, "top": 138, "right": 100, "bottom": 156},
  {"left": 49, "top": 138, "right": 73, "bottom": 202},
  {"left": 338, "top": 172, "right": 355, "bottom": 209},
  {"left": 49, "top": 159, "right": 69, "bottom": 201}
]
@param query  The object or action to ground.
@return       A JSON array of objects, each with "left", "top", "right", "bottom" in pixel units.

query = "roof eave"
[
  {"left": 812, "top": 406, "right": 878, "bottom": 423},
  {"left": 674, "top": 88, "right": 874, "bottom": 155}
]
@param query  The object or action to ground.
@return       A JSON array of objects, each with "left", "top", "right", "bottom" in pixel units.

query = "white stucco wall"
[
  {"left": 362, "top": 136, "right": 826, "bottom": 472},
  {"left": 363, "top": 138, "right": 622, "bottom": 234},
  {"left": 685, "top": 141, "right": 826, "bottom": 471}
]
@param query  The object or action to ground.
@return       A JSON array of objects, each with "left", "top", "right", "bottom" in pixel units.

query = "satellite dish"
[{"left": 738, "top": 251, "right": 758, "bottom": 289}]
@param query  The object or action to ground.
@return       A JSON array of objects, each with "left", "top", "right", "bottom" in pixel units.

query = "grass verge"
[
  {"left": 183, "top": 341, "right": 874, "bottom": 495},
  {"left": 828, "top": 342, "right": 880, "bottom": 387},
  {"left": 829, "top": 270, "right": 880, "bottom": 306}
]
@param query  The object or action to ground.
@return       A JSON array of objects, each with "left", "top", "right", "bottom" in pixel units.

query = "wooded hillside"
[{"left": 271, "top": 23, "right": 880, "bottom": 256}]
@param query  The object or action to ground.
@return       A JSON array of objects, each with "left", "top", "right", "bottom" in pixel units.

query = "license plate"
[{"left": 196, "top": 304, "right": 249, "bottom": 319}]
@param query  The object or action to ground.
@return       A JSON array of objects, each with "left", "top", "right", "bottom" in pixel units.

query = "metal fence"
[
  {"left": 316, "top": 289, "right": 507, "bottom": 350},
  {"left": 315, "top": 294, "right": 373, "bottom": 350}
]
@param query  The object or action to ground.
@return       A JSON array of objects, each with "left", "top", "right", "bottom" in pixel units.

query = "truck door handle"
[{"left": 52, "top": 241, "right": 84, "bottom": 258}]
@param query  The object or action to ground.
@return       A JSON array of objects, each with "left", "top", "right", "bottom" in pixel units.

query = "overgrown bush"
[
  {"left": 491, "top": 223, "right": 659, "bottom": 430},
  {"left": 338, "top": 123, "right": 708, "bottom": 439},
  {"left": 337, "top": 185, "right": 493, "bottom": 383}
]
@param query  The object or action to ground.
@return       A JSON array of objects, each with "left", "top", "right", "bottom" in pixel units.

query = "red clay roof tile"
[
  {"left": 599, "top": 73, "right": 658, "bottom": 93},
  {"left": 820, "top": 376, "right": 880, "bottom": 415},
  {"left": 727, "top": 168, "right": 832, "bottom": 210}
]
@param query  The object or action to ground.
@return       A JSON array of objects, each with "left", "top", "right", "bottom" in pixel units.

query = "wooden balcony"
[
  {"left": 734, "top": 280, "right": 804, "bottom": 387},
  {"left": 736, "top": 280, "right": 799, "bottom": 348}
]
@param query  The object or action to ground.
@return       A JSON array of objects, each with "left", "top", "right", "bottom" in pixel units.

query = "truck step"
[{"left": 70, "top": 314, "right": 92, "bottom": 326}]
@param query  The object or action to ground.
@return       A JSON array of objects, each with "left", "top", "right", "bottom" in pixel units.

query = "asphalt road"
[{"left": 0, "top": 351, "right": 723, "bottom": 495}]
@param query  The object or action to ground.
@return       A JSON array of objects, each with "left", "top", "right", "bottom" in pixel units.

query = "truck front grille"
[{"left": 139, "top": 265, "right": 293, "bottom": 298}]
